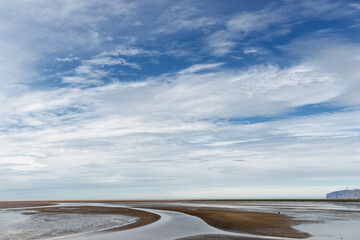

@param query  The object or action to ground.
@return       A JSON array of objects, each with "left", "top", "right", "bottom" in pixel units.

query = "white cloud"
[
  {"left": 100, "top": 45, "right": 158, "bottom": 57},
  {"left": 0, "top": 156, "right": 46, "bottom": 172},
  {"left": 278, "top": 35, "right": 360, "bottom": 106},
  {"left": 1, "top": 102, "right": 358, "bottom": 199},
  {"left": 226, "top": 8, "right": 286, "bottom": 33},
  {"left": 207, "top": 30, "right": 235, "bottom": 56},
  {"left": 61, "top": 76, "right": 103, "bottom": 85},
  {"left": 177, "top": 63, "right": 224, "bottom": 75},
  {"left": 0, "top": 0, "right": 141, "bottom": 91},
  {"left": 59, "top": 64, "right": 108, "bottom": 85},
  {"left": 83, "top": 56, "right": 140, "bottom": 69},
  {"left": 58, "top": 55, "right": 141, "bottom": 86},
  {"left": 243, "top": 47, "right": 268, "bottom": 55},
  {"left": 1, "top": 43, "right": 359, "bottom": 198},
  {"left": 146, "top": 63, "right": 340, "bottom": 119},
  {"left": 206, "top": 139, "right": 261, "bottom": 147},
  {"left": 55, "top": 57, "right": 79, "bottom": 62},
  {"left": 155, "top": 5, "right": 218, "bottom": 33}
]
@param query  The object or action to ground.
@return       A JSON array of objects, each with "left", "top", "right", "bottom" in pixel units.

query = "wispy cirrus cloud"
[
  {"left": 0, "top": 0, "right": 359, "bottom": 200},
  {"left": 177, "top": 63, "right": 224, "bottom": 75},
  {"left": 55, "top": 57, "right": 80, "bottom": 62},
  {"left": 1, "top": 37, "right": 360, "bottom": 199},
  {"left": 84, "top": 56, "right": 140, "bottom": 69},
  {"left": 154, "top": 4, "right": 218, "bottom": 33},
  {"left": 100, "top": 45, "right": 159, "bottom": 57},
  {"left": 59, "top": 55, "right": 141, "bottom": 86}
]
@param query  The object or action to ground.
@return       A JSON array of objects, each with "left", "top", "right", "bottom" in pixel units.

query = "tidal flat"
[{"left": 0, "top": 200, "right": 359, "bottom": 240}]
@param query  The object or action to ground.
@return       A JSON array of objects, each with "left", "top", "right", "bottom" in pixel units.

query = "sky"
[{"left": 0, "top": 0, "right": 360, "bottom": 200}]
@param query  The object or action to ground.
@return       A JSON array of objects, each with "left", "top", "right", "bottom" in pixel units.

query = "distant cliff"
[{"left": 326, "top": 189, "right": 360, "bottom": 199}]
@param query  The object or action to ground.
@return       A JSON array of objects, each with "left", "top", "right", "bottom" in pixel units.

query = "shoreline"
[
  {"left": 2, "top": 200, "right": 359, "bottom": 239},
  {"left": 1, "top": 201, "right": 309, "bottom": 239}
]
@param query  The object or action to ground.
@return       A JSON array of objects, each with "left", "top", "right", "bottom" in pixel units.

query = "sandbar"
[
  {"left": 27, "top": 205, "right": 160, "bottom": 232},
  {"left": 132, "top": 205, "right": 310, "bottom": 238}
]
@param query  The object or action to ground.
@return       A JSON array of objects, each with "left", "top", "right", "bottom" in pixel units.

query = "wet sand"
[
  {"left": 136, "top": 206, "right": 309, "bottom": 238},
  {"left": 47, "top": 207, "right": 282, "bottom": 240},
  {"left": 2, "top": 200, "right": 359, "bottom": 240},
  {"left": 1, "top": 201, "right": 308, "bottom": 238},
  {"left": 24, "top": 205, "right": 160, "bottom": 232}
]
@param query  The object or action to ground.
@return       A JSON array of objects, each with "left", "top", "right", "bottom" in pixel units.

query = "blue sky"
[{"left": 0, "top": 0, "right": 360, "bottom": 200}]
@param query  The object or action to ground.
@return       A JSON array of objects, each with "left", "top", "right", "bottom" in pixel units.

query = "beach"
[{"left": 0, "top": 200, "right": 359, "bottom": 240}]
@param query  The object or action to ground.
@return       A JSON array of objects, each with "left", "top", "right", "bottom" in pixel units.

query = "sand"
[
  {"left": 129, "top": 205, "right": 310, "bottom": 238},
  {"left": 27, "top": 205, "right": 160, "bottom": 232},
  {"left": 1, "top": 201, "right": 308, "bottom": 239}
]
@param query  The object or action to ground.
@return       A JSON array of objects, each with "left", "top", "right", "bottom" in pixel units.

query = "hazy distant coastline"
[{"left": 326, "top": 189, "right": 360, "bottom": 199}]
